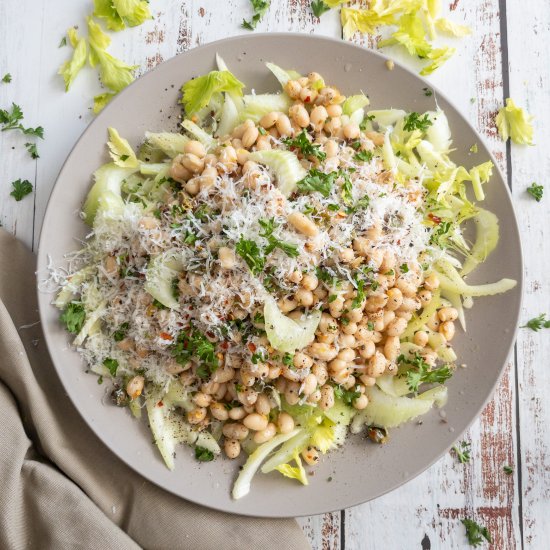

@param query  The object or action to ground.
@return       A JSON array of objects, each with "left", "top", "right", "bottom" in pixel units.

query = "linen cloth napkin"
[{"left": 0, "top": 229, "right": 310, "bottom": 550}]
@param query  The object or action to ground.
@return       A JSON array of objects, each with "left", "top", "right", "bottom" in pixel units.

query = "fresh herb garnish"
[
  {"left": 283, "top": 129, "right": 326, "bottom": 161},
  {"left": 182, "top": 230, "right": 197, "bottom": 245},
  {"left": 453, "top": 440, "right": 471, "bottom": 463},
  {"left": 341, "top": 170, "right": 353, "bottom": 205},
  {"left": 400, "top": 263, "right": 409, "bottom": 273},
  {"left": 403, "top": 112, "right": 433, "bottom": 132},
  {"left": 60, "top": 302, "right": 86, "bottom": 334},
  {"left": 521, "top": 313, "right": 550, "bottom": 332},
  {"left": 282, "top": 353, "right": 294, "bottom": 366},
  {"left": 311, "top": 0, "right": 330, "bottom": 17},
  {"left": 399, "top": 353, "right": 453, "bottom": 393},
  {"left": 351, "top": 276, "right": 365, "bottom": 309},
  {"left": 242, "top": 0, "right": 270, "bottom": 30},
  {"left": 172, "top": 327, "right": 219, "bottom": 377},
  {"left": 113, "top": 322, "right": 130, "bottom": 342},
  {"left": 422, "top": 87, "right": 433, "bottom": 97},
  {"left": 103, "top": 357, "right": 119, "bottom": 377},
  {"left": 235, "top": 237, "right": 265, "bottom": 275},
  {"left": 259, "top": 218, "right": 299, "bottom": 258},
  {"left": 59, "top": 36, "right": 67, "bottom": 48},
  {"left": 367, "top": 321, "right": 375, "bottom": 331},
  {"left": 2, "top": 73, "right": 12, "bottom": 83},
  {"left": 334, "top": 385, "right": 361, "bottom": 406},
  {"left": 10, "top": 179, "right": 33, "bottom": 201},
  {"left": 297, "top": 168, "right": 338, "bottom": 198},
  {"left": 527, "top": 182, "right": 543, "bottom": 202},
  {"left": 461, "top": 518, "right": 492, "bottom": 547},
  {"left": 195, "top": 446, "right": 215, "bottom": 462},
  {"left": 25, "top": 142, "right": 39, "bottom": 159},
  {"left": 354, "top": 150, "right": 374, "bottom": 163},
  {"left": 0, "top": 103, "right": 44, "bottom": 137},
  {"left": 503, "top": 465, "right": 513, "bottom": 475}
]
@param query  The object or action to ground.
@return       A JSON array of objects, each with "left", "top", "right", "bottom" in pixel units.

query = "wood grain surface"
[{"left": 1, "top": 1, "right": 547, "bottom": 548}]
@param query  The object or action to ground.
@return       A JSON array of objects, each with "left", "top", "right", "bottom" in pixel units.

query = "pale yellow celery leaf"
[
  {"left": 274, "top": 454, "right": 308, "bottom": 485},
  {"left": 435, "top": 18, "right": 472, "bottom": 37},
  {"left": 340, "top": 8, "right": 396, "bottom": 39},
  {"left": 425, "top": 0, "right": 441, "bottom": 18},
  {"left": 87, "top": 17, "right": 137, "bottom": 93},
  {"left": 93, "top": 0, "right": 125, "bottom": 31},
  {"left": 107, "top": 127, "right": 139, "bottom": 167},
  {"left": 324, "top": 0, "right": 347, "bottom": 6},
  {"left": 112, "top": 0, "right": 152, "bottom": 27},
  {"left": 180, "top": 70, "right": 245, "bottom": 115},
  {"left": 419, "top": 47, "right": 455, "bottom": 75},
  {"left": 495, "top": 98, "right": 534, "bottom": 145},
  {"left": 378, "top": 13, "right": 432, "bottom": 57},
  {"left": 93, "top": 92, "right": 116, "bottom": 114},
  {"left": 58, "top": 30, "right": 87, "bottom": 92}
]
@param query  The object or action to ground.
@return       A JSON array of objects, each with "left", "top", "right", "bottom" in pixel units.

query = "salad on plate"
[{"left": 52, "top": 56, "right": 516, "bottom": 499}]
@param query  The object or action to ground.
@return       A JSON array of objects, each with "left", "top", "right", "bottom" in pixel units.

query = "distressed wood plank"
[
  {"left": 506, "top": 0, "right": 550, "bottom": 547},
  {"left": 343, "top": 1, "right": 521, "bottom": 548}
]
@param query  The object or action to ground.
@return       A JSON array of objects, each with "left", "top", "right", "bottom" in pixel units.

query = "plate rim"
[{"left": 36, "top": 32, "right": 524, "bottom": 518}]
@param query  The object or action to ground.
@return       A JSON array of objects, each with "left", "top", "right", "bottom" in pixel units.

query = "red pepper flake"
[
  {"left": 428, "top": 213, "right": 441, "bottom": 224},
  {"left": 220, "top": 341, "right": 229, "bottom": 350},
  {"left": 156, "top": 400, "right": 164, "bottom": 407},
  {"left": 247, "top": 342, "right": 257, "bottom": 353},
  {"left": 159, "top": 332, "right": 172, "bottom": 341}
]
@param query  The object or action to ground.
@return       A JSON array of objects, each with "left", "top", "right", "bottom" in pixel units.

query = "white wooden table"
[{"left": 1, "top": 1, "right": 548, "bottom": 548}]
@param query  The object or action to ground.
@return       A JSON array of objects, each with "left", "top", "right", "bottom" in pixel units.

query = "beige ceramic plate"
[{"left": 37, "top": 34, "right": 523, "bottom": 518}]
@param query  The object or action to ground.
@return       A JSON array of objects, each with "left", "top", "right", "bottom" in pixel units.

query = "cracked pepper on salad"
[{"left": 53, "top": 56, "right": 516, "bottom": 499}]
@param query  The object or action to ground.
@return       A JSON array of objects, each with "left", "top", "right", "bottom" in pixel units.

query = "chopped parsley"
[
  {"left": 521, "top": 313, "right": 550, "bottom": 332},
  {"left": 429, "top": 220, "right": 452, "bottom": 248},
  {"left": 503, "top": 465, "right": 513, "bottom": 475},
  {"left": 282, "top": 353, "right": 294, "bottom": 366},
  {"left": 351, "top": 276, "right": 365, "bottom": 309},
  {"left": 400, "top": 263, "right": 409, "bottom": 273},
  {"left": 60, "top": 302, "right": 86, "bottom": 334},
  {"left": 236, "top": 237, "right": 265, "bottom": 275},
  {"left": 341, "top": 171, "right": 353, "bottom": 205},
  {"left": 0, "top": 103, "right": 44, "bottom": 137},
  {"left": 461, "top": 518, "right": 492, "bottom": 547},
  {"left": 398, "top": 353, "right": 453, "bottom": 393},
  {"left": 10, "top": 179, "right": 33, "bottom": 201},
  {"left": 195, "top": 446, "right": 215, "bottom": 462},
  {"left": 25, "top": 142, "right": 39, "bottom": 159},
  {"left": 103, "top": 358, "right": 119, "bottom": 377},
  {"left": 333, "top": 385, "right": 361, "bottom": 406},
  {"left": 242, "top": 0, "right": 270, "bottom": 30},
  {"left": 354, "top": 150, "right": 374, "bottom": 163},
  {"left": 311, "top": 0, "right": 330, "bottom": 17},
  {"left": 403, "top": 112, "right": 433, "bottom": 132},
  {"left": 113, "top": 322, "right": 130, "bottom": 342},
  {"left": 59, "top": 36, "right": 67, "bottom": 48},
  {"left": 453, "top": 441, "right": 471, "bottom": 463},
  {"left": 297, "top": 168, "right": 339, "bottom": 198},
  {"left": 172, "top": 327, "right": 219, "bottom": 377},
  {"left": 259, "top": 218, "right": 299, "bottom": 258},
  {"left": 2, "top": 73, "right": 11, "bottom": 83},
  {"left": 283, "top": 129, "right": 326, "bottom": 161},
  {"left": 526, "top": 182, "right": 543, "bottom": 202},
  {"left": 422, "top": 87, "right": 433, "bottom": 97}
]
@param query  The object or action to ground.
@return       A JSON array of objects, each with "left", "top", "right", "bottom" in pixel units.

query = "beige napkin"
[{"left": 0, "top": 229, "right": 310, "bottom": 550}]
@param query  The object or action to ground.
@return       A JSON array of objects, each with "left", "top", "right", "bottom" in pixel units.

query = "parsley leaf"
[
  {"left": 172, "top": 327, "right": 219, "bottom": 377},
  {"left": 311, "top": 0, "right": 331, "bottom": 17},
  {"left": 60, "top": 302, "right": 86, "bottom": 334},
  {"left": 0, "top": 103, "right": 44, "bottom": 137},
  {"left": 195, "top": 446, "right": 215, "bottom": 462},
  {"left": 113, "top": 322, "right": 130, "bottom": 342},
  {"left": 403, "top": 112, "right": 433, "bottom": 132},
  {"left": 103, "top": 357, "right": 119, "bottom": 377},
  {"left": 59, "top": 36, "right": 67, "bottom": 48},
  {"left": 461, "top": 518, "right": 492, "bottom": 547},
  {"left": 25, "top": 142, "right": 39, "bottom": 159},
  {"left": 351, "top": 276, "right": 365, "bottom": 309},
  {"left": 259, "top": 218, "right": 299, "bottom": 258},
  {"left": 429, "top": 220, "right": 452, "bottom": 248},
  {"left": 399, "top": 353, "right": 453, "bottom": 393},
  {"left": 10, "top": 179, "right": 33, "bottom": 201},
  {"left": 333, "top": 385, "right": 361, "bottom": 406},
  {"left": 526, "top": 182, "right": 543, "bottom": 202},
  {"left": 236, "top": 236, "right": 265, "bottom": 275},
  {"left": 2, "top": 73, "right": 12, "bottom": 83},
  {"left": 503, "top": 464, "right": 513, "bottom": 475},
  {"left": 283, "top": 129, "right": 326, "bottom": 161},
  {"left": 400, "top": 263, "right": 409, "bottom": 273},
  {"left": 521, "top": 313, "right": 550, "bottom": 332},
  {"left": 452, "top": 441, "right": 471, "bottom": 463},
  {"left": 354, "top": 150, "right": 373, "bottom": 163},
  {"left": 423, "top": 87, "right": 433, "bottom": 97},
  {"left": 242, "top": 0, "right": 270, "bottom": 30},
  {"left": 297, "top": 168, "right": 338, "bottom": 197}
]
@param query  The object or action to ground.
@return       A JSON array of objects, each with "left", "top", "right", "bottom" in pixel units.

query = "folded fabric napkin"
[{"left": 0, "top": 229, "right": 310, "bottom": 550}]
